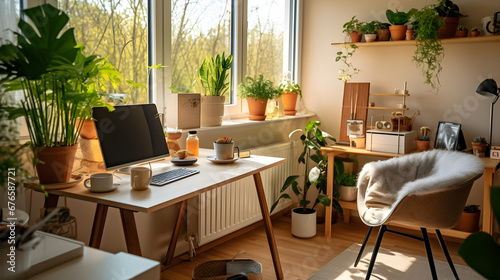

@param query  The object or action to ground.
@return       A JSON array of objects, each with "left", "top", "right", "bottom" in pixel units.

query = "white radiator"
[{"left": 187, "top": 141, "right": 301, "bottom": 246}]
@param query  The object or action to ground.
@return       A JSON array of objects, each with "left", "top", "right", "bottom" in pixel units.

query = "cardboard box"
[
  {"left": 366, "top": 130, "right": 417, "bottom": 154},
  {"left": 166, "top": 93, "right": 200, "bottom": 129}
]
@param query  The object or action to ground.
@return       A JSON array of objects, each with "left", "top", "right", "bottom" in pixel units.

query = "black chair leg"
[
  {"left": 421, "top": 228, "right": 438, "bottom": 280},
  {"left": 365, "top": 225, "right": 386, "bottom": 280},
  {"left": 436, "top": 229, "right": 459, "bottom": 280},
  {"left": 355, "top": 227, "right": 374, "bottom": 267}
]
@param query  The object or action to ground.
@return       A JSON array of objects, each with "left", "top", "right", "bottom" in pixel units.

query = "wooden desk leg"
[
  {"left": 162, "top": 200, "right": 187, "bottom": 266},
  {"left": 89, "top": 204, "right": 108, "bottom": 249},
  {"left": 325, "top": 153, "right": 335, "bottom": 237},
  {"left": 483, "top": 168, "right": 494, "bottom": 235},
  {"left": 120, "top": 209, "right": 142, "bottom": 256},
  {"left": 44, "top": 194, "right": 59, "bottom": 209},
  {"left": 253, "top": 172, "right": 284, "bottom": 280}
]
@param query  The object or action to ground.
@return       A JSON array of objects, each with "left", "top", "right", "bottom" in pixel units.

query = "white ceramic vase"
[
  {"left": 291, "top": 207, "right": 317, "bottom": 238},
  {"left": 340, "top": 185, "right": 357, "bottom": 201},
  {"left": 201, "top": 95, "right": 225, "bottom": 126}
]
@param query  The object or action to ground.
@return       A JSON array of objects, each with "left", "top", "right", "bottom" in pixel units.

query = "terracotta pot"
[
  {"left": 472, "top": 142, "right": 487, "bottom": 157},
  {"left": 376, "top": 29, "right": 390, "bottom": 41},
  {"left": 281, "top": 93, "right": 298, "bottom": 115},
  {"left": 457, "top": 30, "right": 468, "bottom": 37},
  {"left": 471, "top": 30, "right": 480, "bottom": 37},
  {"left": 34, "top": 145, "right": 78, "bottom": 184},
  {"left": 415, "top": 139, "right": 431, "bottom": 152},
  {"left": 389, "top": 25, "right": 407, "bottom": 41},
  {"left": 453, "top": 211, "right": 480, "bottom": 232},
  {"left": 291, "top": 207, "right": 316, "bottom": 238},
  {"left": 439, "top": 17, "right": 460, "bottom": 38},
  {"left": 201, "top": 95, "right": 225, "bottom": 126},
  {"left": 350, "top": 31, "right": 362, "bottom": 43},
  {"left": 78, "top": 119, "right": 98, "bottom": 139},
  {"left": 246, "top": 98, "right": 268, "bottom": 121},
  {"left": 405, "top": 29, "right": 415, "bottom": 40}
]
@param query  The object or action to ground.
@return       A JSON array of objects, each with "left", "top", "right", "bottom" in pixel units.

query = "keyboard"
[{"left": 150, "top": 168, "right": 200, "bottom": 186}]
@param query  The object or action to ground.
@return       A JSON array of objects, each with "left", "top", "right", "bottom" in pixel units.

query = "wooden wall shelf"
[
  {"left": 331, "top": 34, "right": 500, "bottom": 47},
  {"left": 370, "top": 93, "right": 410, "bottom": 97},
  {"left": 369, "top": 107, "right": 409, "bottom": 110}
]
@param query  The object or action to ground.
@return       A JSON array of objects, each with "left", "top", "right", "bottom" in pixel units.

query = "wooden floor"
[{"left": 161, "top": 216, "right": 468, "bottom": 280}]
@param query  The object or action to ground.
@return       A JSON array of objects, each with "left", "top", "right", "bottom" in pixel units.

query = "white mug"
[
  {"left": 84, "top": 173, "right": 116, "bottom": 192},
  {"left": 214, "top": 142, "right": 240, "bottom": 160},
  {"left": 131, "top": 167, "right": 152, "bottom": 191}
]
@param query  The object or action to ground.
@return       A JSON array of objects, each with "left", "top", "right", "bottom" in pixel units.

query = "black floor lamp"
[{"left": 476, "top": 79, "right": 500, "bottom": 156}]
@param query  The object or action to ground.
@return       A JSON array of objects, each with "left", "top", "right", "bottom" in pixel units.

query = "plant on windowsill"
[
  {"left": 342, "top": 16, "right": 362, "bottom": 43},
  {"left": 413, "top": 5, "right": 445, "bottom": 90},
  {"left": 0, "top": 4, "right": 121, "bottom": 184},
  {"left": 278, "top": 72, "right": 301, "bottom": 116},
  {"left": 416, "top": 126, "right": 431, "bottom": 152},
  {"left": 237, "top": 75, "right": 279, "bottom": 121},
  {"left": 386, "top": 8, "right": 418, "bottom": 41},
  {"left": 471, "top": 137, "right": 487, "bottom": 157},
  {"left": 198, "top": 52, "right": 233, "bottom": 126},
  {"left": 270, "top": 121, "right": 341, "bottom": 238}
]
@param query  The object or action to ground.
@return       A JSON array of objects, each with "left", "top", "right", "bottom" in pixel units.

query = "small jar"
[{"left": 186, "top": 131, "right": 199, "bottom": 157}]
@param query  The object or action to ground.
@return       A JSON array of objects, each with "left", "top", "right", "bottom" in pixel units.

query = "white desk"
[{"left": 41, "top": 149, "right": 285, "bottom": 279}]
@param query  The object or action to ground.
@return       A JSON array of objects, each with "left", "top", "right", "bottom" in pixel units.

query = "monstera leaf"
[
  {"left": 0, "top": 4, "right": 77, "bottom": 81},
  {"left": 459, "top": 187, "right": 500, "bottom": 280}
]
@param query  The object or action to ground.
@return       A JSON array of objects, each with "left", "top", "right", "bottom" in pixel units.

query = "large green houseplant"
[
  {"left": 199, "top": 52, "right": 233, "bottom": 126},
  {"left": 238, "top": 75, "right": 279, "bottom": 121},
  {"left": 271, "top": 121, "right": 342, "bottom": 238},
  {"left": 0, "top": 4, "right": 120, "bottom": 184}
]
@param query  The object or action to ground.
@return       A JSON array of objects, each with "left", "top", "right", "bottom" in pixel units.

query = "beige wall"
[{"left": 302, "top": 0, "right": 500, "bottom": 209}]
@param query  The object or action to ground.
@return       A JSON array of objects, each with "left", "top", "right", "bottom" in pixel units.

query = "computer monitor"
[
  {"left": 92, "top": 104, "right": 169, "bottom": 171},
  {"left": 434, "top": 121, "right": 467, "bottom": 151}
]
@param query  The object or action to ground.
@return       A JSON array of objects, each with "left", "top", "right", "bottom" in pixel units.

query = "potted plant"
[
  {"left": 0, "top": 4, "right": 120, "bottom": 184},
  {"left": 386, "top": 9, "right": 417, "bottom": 41},
  {"left": 416, "top": 126, "right": 432, "bottom": 152},
  {"left": 278, "top": 72, "right": 301, "bottom": 116},
  {"left": 376, "top": 22, "right": 391, "bottom": 41},
  {"left": 270, "top": 121, "right": 341, "bottom": 238},
  {"left": 359, "top": 21, "right": 377, "bottom": 42},
  {"left": 470, "top": 27, "right": 480, "bottom": 37},
  {"left": 413, "top": 5, "right": 445, "bottom": 89},
  {"left": 199, "top": 52, "right": 233, "bottom": 126},
  {"left": 342, "top": 16, "right": 362, "bottom": 43},
  {"left": 434, "top": 0, "right": 467, "bottom": 38},
  {"left": 454, "top": 205, "right": 481, "bottom": 232},
  {"left": 238, "top": 75, "right": 279, "bottom": 121},
  {"left": 457, "top": 25, "right": 468, "bottom": 37},
  {"left": 472, "top": 137, "right": 487, "bottom": 157}
]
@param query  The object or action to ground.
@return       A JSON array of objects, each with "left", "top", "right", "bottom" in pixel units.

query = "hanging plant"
[
  {"left": 335, "top": 44, "right": 360, "bottom": 82},
  {"left": 413, "top": 6, "right": 445, "bottom": 89}
]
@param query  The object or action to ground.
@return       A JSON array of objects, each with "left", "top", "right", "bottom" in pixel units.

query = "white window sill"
[{"left": 167, "top": 112, "right": 315, "bottom": 133}]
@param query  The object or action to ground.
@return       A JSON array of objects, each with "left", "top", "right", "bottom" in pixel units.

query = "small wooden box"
[{"left": 166, "top": 93, "right": 201, "bottom": 129}]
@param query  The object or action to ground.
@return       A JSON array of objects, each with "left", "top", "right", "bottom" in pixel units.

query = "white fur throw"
[{"left": 357, "top": 150, "right": 484, "bottom": 226}]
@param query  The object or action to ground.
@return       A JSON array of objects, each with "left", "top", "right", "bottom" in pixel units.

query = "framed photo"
[{"left": 434, "top": 121, "right": 462, "bottom": 150}]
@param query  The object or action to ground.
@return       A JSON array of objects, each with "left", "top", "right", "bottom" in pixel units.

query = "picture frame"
[{"left": 434, "top": 121, "right": 463, "bottom": 150}]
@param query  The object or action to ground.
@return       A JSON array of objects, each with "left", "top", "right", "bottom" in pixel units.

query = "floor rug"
[{"left": 308, "top": 244, "right": 485, "bottom": 279}]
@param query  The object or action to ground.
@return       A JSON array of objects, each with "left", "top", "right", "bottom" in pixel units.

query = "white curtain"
[{"left": 0, "top": 1, "right": 19, "bottom": 44}]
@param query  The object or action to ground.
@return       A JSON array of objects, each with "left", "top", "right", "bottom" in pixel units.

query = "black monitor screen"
[{"left": 92, "top": 104, "right": 169, "bottom": 170}]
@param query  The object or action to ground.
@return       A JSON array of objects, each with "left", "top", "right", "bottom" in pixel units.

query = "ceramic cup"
[
  {"left": 131, "top": 167, "right": 152, "bottom": 191},
  {"left": 214, "top": 142, "right": 240, "bottom": 160},
  {"left": 84, "top": 173, "right": 115, "bottom": 192}
]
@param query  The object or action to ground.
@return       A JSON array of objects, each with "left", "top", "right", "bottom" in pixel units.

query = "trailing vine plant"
[
  {"left": 335, "top": 44, "right": 359, "bottom": 82},
  {"left": 413, "top": 6, "right": 445, "bottom": 90}
]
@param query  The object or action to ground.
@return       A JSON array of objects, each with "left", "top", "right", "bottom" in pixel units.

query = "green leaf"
[
  {"left": 317, "top": 194, "right": 331, "bottom": 207},
  {"left": 299, "top": 200, "right": 310, "bottom": 207},
  {"left": 270, "top": 193, "right": 291, "bottom": 213},
  {"left": 281, "top": 175, "right": 299, "bottom": 192},
  {"left": 459, "top": 232, "right": 500, "bottom": 280}
]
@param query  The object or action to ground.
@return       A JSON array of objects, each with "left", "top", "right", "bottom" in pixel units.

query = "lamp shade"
[{"left": 476, "top": 79, "right": 499, "bottom": 98}]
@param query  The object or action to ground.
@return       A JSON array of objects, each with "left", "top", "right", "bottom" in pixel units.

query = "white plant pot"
[
  {"left": 291, "top": 207, "right": 317, "bottom": 238},
  {"left": 201, "top": 95, "right": 225, "bottom": 126},
  {"left": 340, "top": 185, "right": 357, "bottom": 201},
  {"left": 364, "top": 34, "right": 376, "bottom": 42}
]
